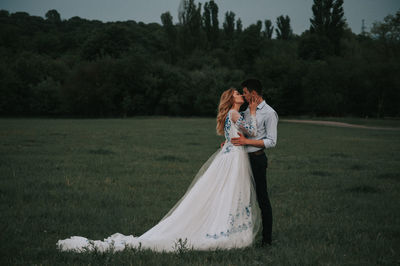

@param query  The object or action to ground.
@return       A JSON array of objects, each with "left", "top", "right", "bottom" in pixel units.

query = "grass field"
[{"left": 1, "top": 117, "right": 399, "bottom": 265}]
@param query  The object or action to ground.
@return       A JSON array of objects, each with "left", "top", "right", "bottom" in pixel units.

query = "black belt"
[{"left": 248, "top": 149, "right": 265, "bottom": 156}]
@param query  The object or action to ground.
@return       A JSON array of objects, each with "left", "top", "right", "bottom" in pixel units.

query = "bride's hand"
[
  {"left": 220, "top": 141, "right": 226, "bottom": 148},
  {"left": 249, "top": 95, "right": 257, "bottom": 115}
]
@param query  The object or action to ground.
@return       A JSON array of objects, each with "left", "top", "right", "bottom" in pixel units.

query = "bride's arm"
[{"left": 231, "top": 110, "right": 257, "bottom": 137}]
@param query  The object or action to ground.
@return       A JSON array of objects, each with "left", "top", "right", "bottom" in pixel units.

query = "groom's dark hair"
[{"left": 241, "top": 78, "right": 263, "bottom": 96}]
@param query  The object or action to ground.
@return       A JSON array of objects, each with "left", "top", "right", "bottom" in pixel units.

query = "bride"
[{"left": 57, "top": 88, "right": 261, "bottom": 253}]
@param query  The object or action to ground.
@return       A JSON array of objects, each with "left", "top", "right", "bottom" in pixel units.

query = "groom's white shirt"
[{"left": 243, "top": 100, "right": 278, "bottom": 153}]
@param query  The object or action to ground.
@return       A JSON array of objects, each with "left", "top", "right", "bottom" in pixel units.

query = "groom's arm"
[
  {"left": 261, "top": 111, "right": 278, "bottom": 148},
  {"left": 232, "top": 111, "right": 278, "bottom": 148},
  {"left": 244, "top": 137, "right": 265, "bottom": 148},
  {"left": 231, "top": 133, "right": 265, "bottom": 147}
]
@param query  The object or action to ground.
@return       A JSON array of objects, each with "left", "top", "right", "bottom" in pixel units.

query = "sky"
[{"left": 1, "top": 0, "right": 399, "bottom": 35}]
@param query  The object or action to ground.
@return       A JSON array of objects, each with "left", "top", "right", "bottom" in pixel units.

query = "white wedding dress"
[{"left": 57, "top": 110, "right": 261, "bottom": 253}]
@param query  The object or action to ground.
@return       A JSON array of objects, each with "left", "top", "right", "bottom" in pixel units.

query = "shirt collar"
[{"left": 257, "top": 100, "right": 266, "bottom": 110}]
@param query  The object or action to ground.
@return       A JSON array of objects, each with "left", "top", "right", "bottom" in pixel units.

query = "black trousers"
[{"left": 249, "top": 152, "right": 272, "bottom": 243}]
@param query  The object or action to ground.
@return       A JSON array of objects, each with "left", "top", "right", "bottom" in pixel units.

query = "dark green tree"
[
  {"left": 236, "top": 18, "right": 243, "bottom": 34},
  {"left": 310, "top": 0, "right": 326, "bottom": 34},
  {"left": 45, "top": 9, "right": 61, "bottom": 23},
  {"left": 178, "top": 0, "right": 204, "bottom": 52},
  {"left": 276, "top": 15, "right": 292, "bottom": 40},
  {"left": 264, "top": 19, "right": 274, "bottom": 39},
  {"left": 161, "top": 12, "right": 178, "bottom": 62},
  {"left": 201, "top": 0, "right": 219, "bottom": 47},
  {"left": 161, "top": 12, "right": 177, "bottom": 42},
  {"left": 210, "top": 0, "right": 219, "bottom": 40},
  {"left": 202, "top": 1, "right": 219, "bottom": 47},
  {"left": 234, "top": 22, "right": 263, "bottom": 72},
  {"left": 298, "top": 32, "right": 333, "bottom": 60},
  {"left": 371, "top": 9, "right": 400, "bottom": 43},
  {"left": 81, "top": 24, "right": 130, "bottom": 60},
  {"left": 223, "top": 11, "right": 235, "bottom": 40},
  {"left": 310, "top": 0, "right": 346, "bottom": 55},
  {"left": 202, "top": 2, "right": 212, "bottom": 41},
  {"left": 0, "top": 9, "right": 10, "bottom": 17}
]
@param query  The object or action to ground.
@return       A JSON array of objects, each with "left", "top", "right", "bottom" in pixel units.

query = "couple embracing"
[{"left": 57, "top": 78, "right": 278, "bottom": 252}]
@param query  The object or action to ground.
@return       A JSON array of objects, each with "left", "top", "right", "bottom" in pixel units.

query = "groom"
[{"left": 231, "top": 78, "right": 278, "bottom": 246}]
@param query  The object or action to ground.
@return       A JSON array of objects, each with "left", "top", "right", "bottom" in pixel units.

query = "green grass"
[{"left": 1, "top": 118, "right": 399, "bottom": 265}]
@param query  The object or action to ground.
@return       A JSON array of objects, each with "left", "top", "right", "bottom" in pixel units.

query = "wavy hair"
[{"left": 216, "top": 88, "right": 235, "bottom": 136}]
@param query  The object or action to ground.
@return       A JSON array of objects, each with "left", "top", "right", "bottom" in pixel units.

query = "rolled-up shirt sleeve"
[{"left": 262, "top": 111, "right": 278, "bottom": 148}]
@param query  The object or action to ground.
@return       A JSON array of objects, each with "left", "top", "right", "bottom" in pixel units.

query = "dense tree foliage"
[
  {"left": 371, "top": 10, "right": 400, "bottom": 43},
  {"left": 0, "top": 0, "right": 399, "bottom": 117}
]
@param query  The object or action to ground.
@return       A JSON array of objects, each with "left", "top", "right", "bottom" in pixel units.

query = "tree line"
[{"left": 0, "top": 0, "right": 399, "bottom": 117}]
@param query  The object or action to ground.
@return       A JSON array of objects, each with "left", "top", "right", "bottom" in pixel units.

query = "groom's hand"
[{"left": 231, "top": 132, "right": 248, "bottom": 146}]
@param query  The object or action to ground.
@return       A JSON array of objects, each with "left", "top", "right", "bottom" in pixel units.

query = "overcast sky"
[{"left": 1, "top": 0, "right": 399, "bottom": 35}]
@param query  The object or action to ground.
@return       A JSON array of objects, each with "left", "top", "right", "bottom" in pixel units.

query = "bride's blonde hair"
[{"left": 216, "top": 88, "right": 235, "bottom": 136}]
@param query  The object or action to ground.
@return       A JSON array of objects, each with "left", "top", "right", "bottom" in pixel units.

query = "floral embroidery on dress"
[
  {"left": 222, "top": 112, "right": 233, "bottom": 154},
  {"left": 205, "top": 192, "right": 253, "bottom": 239},
  {"left": 223, "top": 143, "right": 233, "bottom": 154},
  {"left": 224, "top": 114, "right": 232, "bottom": 142},
  {"left": 235, "top": 112, "right": 257, "bottom": 137}
]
